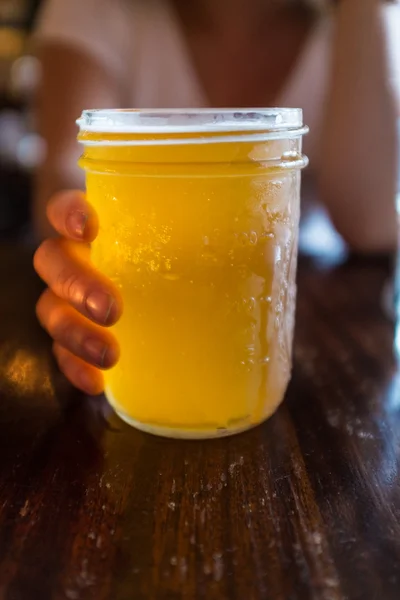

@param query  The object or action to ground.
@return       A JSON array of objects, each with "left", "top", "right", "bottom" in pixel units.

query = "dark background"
[{"left": 0, "top": 0, "right": 42, "bottom": 238}]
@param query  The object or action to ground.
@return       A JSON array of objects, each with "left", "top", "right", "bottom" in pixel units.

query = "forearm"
[
  {"left": 319, "top": 0, "right": 398, "bottom": 253},
  {"left": 33, "top": 44, "right": 122, "bottom": 242}
]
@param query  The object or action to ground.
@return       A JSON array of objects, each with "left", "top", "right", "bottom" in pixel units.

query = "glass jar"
[{"left": 77, "top": 109, "right": 308, "bottom": 438}]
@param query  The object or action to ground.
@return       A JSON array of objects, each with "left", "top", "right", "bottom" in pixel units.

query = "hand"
[{"left": 33, "top": 191, "right": 123, "bottom": 395}]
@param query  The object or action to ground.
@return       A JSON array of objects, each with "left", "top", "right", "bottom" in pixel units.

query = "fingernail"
[
  {"left": 83, "top": 338, "right": 109, "bottom": 367},
  {"left": 86, "top": 291, "right": 115, "bottom": 325},
  {"left": 66, "top": 211, "right": 88, "bottom": 238}
]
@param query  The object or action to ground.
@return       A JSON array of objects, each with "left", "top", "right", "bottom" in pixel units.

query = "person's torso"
[{"left": 126, "top": 0, "right": 333, "bottom": 162}]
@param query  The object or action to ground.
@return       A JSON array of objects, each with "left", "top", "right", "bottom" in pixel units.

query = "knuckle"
[
  {"left": 52, "top": 341, "right": 63, "bottom": 361},
  {"left": 47, "top": 305, "right": 73, "bottom": 341},
  {"left": 33, "top": 244, "right": 45, "bottom": 275},
  {"left": 40, "top": 237, "right": 58, "bottom": 258},
  {"left": 33, "top": 239, "right": 58, "bottom": 277},
  {"left": 37, "top": 293, "right": 74, "bottom": 347},
  {"left": 35, "top": 299, "right": 45, "bottom": 327},
  {"left": 35, "top": 288, "right": 51, "bottom": 325},
  {"left": 57, "top": 267, "right": 84, "bottom": 305},
  {"left": 53, "top": 322, "right": 76, "bottom": 354},
  {"left": 46, "top": 301, "right": 63, "bottom": 332},
  {"left": 48, "top": 311, "right": 89, "bottom": 359},
  {"left": 33, "top": 248, "right": 40, "bottom": 274},
  {"left": 56, "top": 323, "right": 76, "bottom": 349}
]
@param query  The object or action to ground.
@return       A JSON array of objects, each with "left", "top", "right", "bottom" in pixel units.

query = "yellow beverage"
[{"left": 78, "top": 109, "right": 308, "bottom": 438}]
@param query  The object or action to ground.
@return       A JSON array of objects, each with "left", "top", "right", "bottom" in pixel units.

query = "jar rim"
[{"left": 77, "top": 108, "right": 305, "bottom": 134}]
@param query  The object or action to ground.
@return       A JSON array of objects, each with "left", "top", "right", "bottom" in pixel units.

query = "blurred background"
[
  {"left": 0, "top": 0, "right": 398, "bottom": 249},
  {"left": 0, "top": 0, "right": 42, "bottom": 238}
]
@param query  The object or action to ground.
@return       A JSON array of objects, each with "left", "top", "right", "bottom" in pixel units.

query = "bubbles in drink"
[{"left": 83, "top": 123, "right": 304, "bottom": 436}]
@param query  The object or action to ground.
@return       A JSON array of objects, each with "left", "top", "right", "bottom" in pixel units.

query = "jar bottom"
[{"left": 105, "top": 387, "right": 283, "bottom": 439}]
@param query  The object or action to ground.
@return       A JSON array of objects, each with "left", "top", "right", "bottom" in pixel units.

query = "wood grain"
[{"left": 0, "top": 241, "right": 399, "bottom": 600}]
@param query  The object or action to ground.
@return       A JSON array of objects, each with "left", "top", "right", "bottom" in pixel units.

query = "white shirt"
[{"left": 34, "top": 0, "right": 400, "bottom": 165}]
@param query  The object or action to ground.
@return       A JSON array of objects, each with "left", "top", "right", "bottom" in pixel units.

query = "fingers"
[
  {"left": 47, "top": 190, "right": 99, "bottom": 242},
  {"left": 34, "top": 238, "right": 123, "bottom": 326},
  {"left": 38, "top": 190, "right": 121, "bottom": 394},
  {"left": 37, "top": 288, "right": 120, "bottom": 369},
  {"left": 53, "top": 342, "right": 104, "bottom": 396}
]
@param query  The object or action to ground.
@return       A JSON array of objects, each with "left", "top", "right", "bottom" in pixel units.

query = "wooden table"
[{"left": 0, "top": 240, "right": 399, "bottom": 600}]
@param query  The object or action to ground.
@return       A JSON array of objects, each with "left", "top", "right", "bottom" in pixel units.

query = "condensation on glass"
[{"left": 77, "top": 109, "right": 309, "bottom": 439}]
